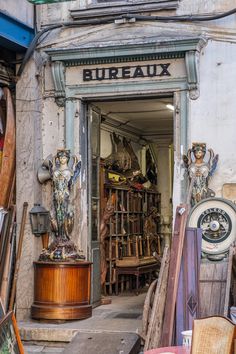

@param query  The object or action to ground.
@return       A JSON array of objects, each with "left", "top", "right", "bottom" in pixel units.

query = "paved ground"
[{"left": 21, "top": 293, "right": 146, "bottom": 354}]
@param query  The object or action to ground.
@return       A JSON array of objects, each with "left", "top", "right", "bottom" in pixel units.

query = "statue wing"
[
  {"left": 209, "top": 153, "right": 219, "bottom": 177},
  {"left": 71, "top": 159, "right": 81, "bottom": 185},
  {"left": 183, "top": 149, "right": 192, "bottom": 168}
]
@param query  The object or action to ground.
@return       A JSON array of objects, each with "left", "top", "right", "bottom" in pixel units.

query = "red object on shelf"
[
  {"left": 145, "top": 346, "right": 190, "bottom": 354},
  {"left": 0, "top": 135, "right": 4, "bottom": 150}
]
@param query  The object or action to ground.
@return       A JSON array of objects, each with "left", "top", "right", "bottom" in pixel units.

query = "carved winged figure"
[
  {"left": 183, "top": 143, "right": 219, "bottom": 206},
  {"left": 37, "top": 149, "right": 84, "bottom": 261},
  {"left": 48, "top": 149, "right": 81, "bottom": 241}
]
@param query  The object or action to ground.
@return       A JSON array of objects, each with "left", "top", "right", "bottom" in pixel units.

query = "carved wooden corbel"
[
  {"left": 185, "top": 50, "right": 200, "bottom": 100},
  {"left": 51, "top": 61, "right": 66, "bottom": 107}
]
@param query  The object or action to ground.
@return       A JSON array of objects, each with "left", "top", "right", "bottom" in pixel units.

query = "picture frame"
[
  {"left": 0, "top": 311, "right": 24, "bottom": 354},
  {"left": 0, "top": 297, "right": 5, "bottom": 320}
]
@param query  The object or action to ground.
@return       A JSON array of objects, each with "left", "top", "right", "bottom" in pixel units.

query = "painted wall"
[
  {"left": 0, "top": 0, "right": 34, "bottom": 28},
  {"left": 188, "top": 40, "right": 236, "bottom": 197},
  {"left": 37, "top": 0, "right": 236, "bottom": 29}
]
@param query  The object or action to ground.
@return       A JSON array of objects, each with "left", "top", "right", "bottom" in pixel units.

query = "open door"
[{"left": 88, "top": 104, "right": 101, "bottom": 305}]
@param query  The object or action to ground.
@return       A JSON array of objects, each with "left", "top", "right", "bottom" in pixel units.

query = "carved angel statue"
[
  {"left": 183, "top": 143, "right": 219, "bottom": 206},
  {"left": 37, "top": 149, "right": 83, "bottom": 261},
  {"left": 49, "top": 149, "right": 81, "bottom": 241}
]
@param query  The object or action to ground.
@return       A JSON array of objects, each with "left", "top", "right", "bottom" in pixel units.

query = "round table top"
[{"left": 145, "top": 346, "right": 190, "bottom": 354}]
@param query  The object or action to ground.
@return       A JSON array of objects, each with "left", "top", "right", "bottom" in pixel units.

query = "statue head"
[
  {"left": 192, "top": 143, "right": 206, "bottom": 160},
  {"left": 56, "top": 149, "right": 70, "bottom": 166}
]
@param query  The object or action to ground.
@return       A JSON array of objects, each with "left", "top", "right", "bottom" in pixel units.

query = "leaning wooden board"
[
  {"left": 175, "top": 227, "right": 202, "bottom": 345},
  {"left": 199, "top": 260, "right": 228, "bottom": 317},
  {"left": 161, "top": 204, "right": 188, "bottom": 347},
  {"left": 0, "top": 88, "right": 15, "bottom": 208}
]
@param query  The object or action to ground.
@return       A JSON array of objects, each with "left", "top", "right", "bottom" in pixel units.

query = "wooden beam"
[{"left": 160, "top": 204, "right": 188, "bottom": 347}]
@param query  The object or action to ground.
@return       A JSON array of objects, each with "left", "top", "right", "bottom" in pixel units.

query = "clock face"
[
  {"left": 188, "top": 198, "right": 236, "bottom": 256},
  {"left": 197, "top": 207, "right": 232, "bottom": 244}
]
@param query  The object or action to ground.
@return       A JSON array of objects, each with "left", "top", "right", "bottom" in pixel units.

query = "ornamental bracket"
[
  {"left": 185, "top": 50, "right": 200, "bottom": 100},
  {"left": 51, "top": 61, "right": 66, "bottom": 107}
]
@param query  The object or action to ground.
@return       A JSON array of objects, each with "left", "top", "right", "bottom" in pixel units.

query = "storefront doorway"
[{"left": 87, "top": 95, "right": 175, "bottom": 303}]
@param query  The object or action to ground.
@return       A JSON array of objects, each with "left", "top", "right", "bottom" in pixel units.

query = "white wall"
[
  {"left": 188, "top": 40, "right": 236, "bottom": 197},
  {"left": 0, "top": 0, "right": 34, "bottom": 28}
]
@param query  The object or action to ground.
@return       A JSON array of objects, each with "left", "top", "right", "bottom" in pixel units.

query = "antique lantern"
[{"left": 29, "top": 204, "right": 50, "bottom": 237}]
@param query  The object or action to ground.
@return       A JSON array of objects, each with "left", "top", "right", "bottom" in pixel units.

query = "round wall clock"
[{"left": 188, "top": 198, "right": 236, "bottom": 260}]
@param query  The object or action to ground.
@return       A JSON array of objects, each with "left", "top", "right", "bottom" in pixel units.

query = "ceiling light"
[{"left": 166, "top": 104, "right": 174, "bottom": 111}]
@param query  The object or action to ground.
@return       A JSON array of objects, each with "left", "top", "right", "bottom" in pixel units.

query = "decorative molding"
[
  {"left": 51, "top": 61, "right": 66, "bottom": 107},
  {"left": 184, "top": 38, "right": 207, "bottom": 100},
  {"left": 70, "top": 0, "right": 179, "bottom": 20},
  {"left": 64, "top": 52, "right": 185, "bottom": 67},
  {"left": 46, "top": 38, "right": 205, "bottom": 66},
  {"left": 47, "top": 37, "right": 207, "bottom": 100},
  {"left": 185, "top": 50, "right": 200, "bottom": 100}
]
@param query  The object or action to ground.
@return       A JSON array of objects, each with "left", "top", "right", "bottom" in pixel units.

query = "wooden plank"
[
  {"left": 0, "top": 88, "right": 15, "bottom": 208},
  {"left": 160, "top": 204, "right": 188, "bottom": 347},
  {"left": 224, "top": 246, "right": 236, "bottom": 316},
  {"left": 175, "top": 227, "right": 202, "bottom": 345},
  {"left": 143, "top": 245, "right": 170, "bottom": 351},
  {"left": 199, "top": 261, "right": 228, "bottom": 317}
]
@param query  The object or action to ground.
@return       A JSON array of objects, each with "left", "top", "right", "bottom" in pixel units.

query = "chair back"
[{"left": 191, "top": 316, "right": 236, "bottom": 354}]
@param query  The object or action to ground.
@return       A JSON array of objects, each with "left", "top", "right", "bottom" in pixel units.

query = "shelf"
[{"left": 102, "top": 180, "right": 161, "bottom": 295}]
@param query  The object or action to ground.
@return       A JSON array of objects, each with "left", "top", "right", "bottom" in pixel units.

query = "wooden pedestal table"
[
  {"left": 115, "top": 262, "right": 159, "bottom": 295},
  {"left": 31, "top": 261, "right": 92, "bottom": 320}
]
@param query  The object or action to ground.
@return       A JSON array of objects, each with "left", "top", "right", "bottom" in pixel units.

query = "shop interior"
[{"left": 93, "top": 95, "right": 175, "bottom": 296}]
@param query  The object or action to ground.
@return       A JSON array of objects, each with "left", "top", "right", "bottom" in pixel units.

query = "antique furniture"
[
  {"left": 103, "top": 183, "right": 161, "bottom": 295},
  {"left": 31, "top": 261, "right": 92, "bottom": 320},
  {"left": 115, "top": 261, "right": 160, "bottom": 295},
  {"left": 191, "top": 316, "right": 236, "bottom": 354}
]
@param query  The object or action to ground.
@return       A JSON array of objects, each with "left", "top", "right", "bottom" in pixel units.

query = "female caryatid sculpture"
[
  {"left": 37, "top": 149, "right": 84, "bottom": 261},
  {"left": 183, "top": 143, "right": 219, "bottom": 207}
]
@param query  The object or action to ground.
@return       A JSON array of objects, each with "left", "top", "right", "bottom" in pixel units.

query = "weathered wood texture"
[
  {"left": 161, "top": 204, "right": 188, "bottom": 347},
  {"left": 176, "top": 227, "right": 202, "bottom": 345},
  {"left": 142, "top": 278, "right": 158, "bottom": 341},
  {"left": 31, "top": 261, "right": 92, "bottom": 320},
  {"left": 224, "top": 246, "right": 236, "bottom": 316},
  {"left": 0, "top": 88, "right": 15, "bottom": 208},
  {"left": 199, "top": 260, "right": 228, "bottom": 317},
  {"left": 144, "top": 246, "right": 170, "bottom": 351}
]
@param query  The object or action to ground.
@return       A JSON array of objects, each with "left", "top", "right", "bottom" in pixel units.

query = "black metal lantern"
[{"left": 29, "top": 204, "right": 50, "bottom": 237}]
